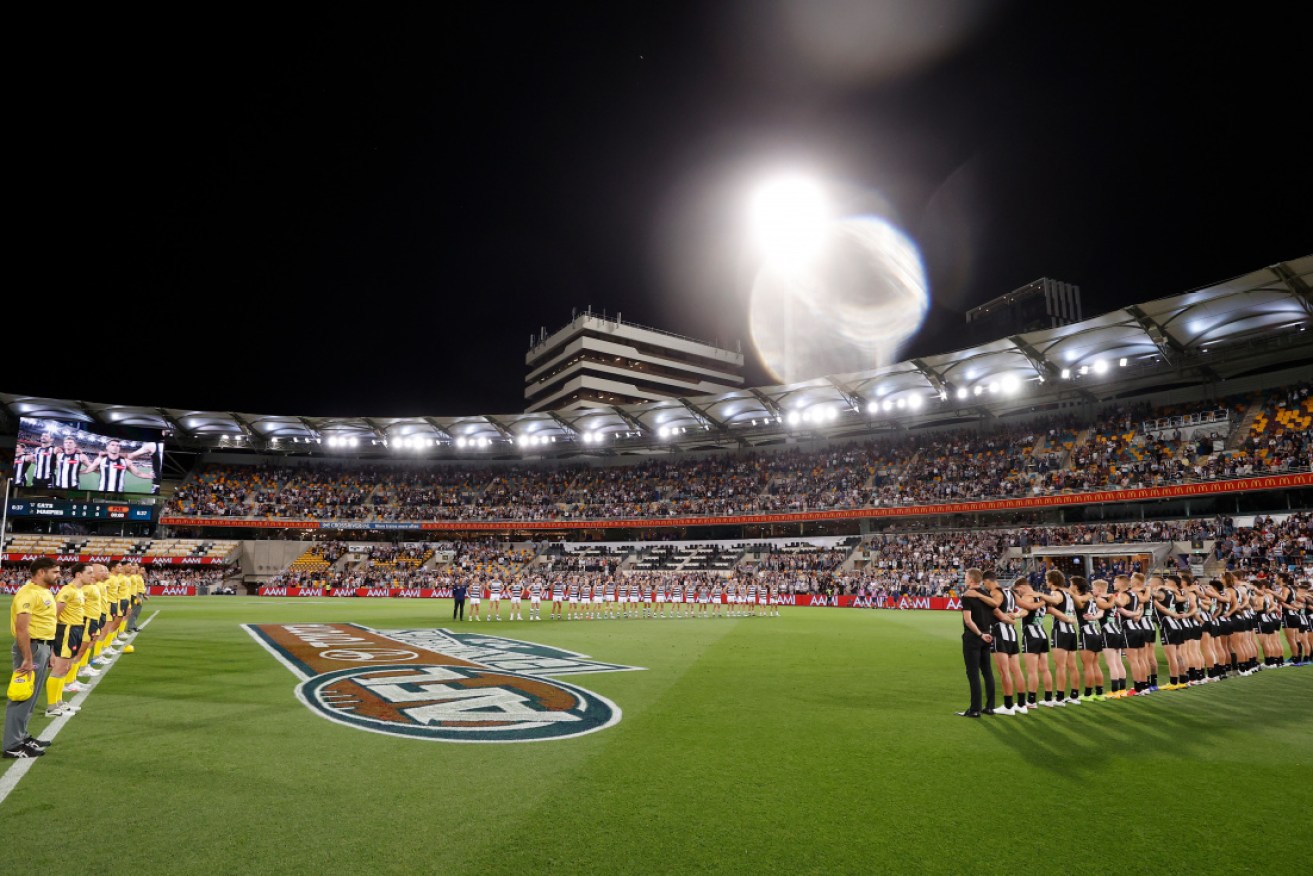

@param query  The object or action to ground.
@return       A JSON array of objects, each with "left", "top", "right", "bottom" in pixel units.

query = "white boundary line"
[{"left": 0, "top": 610, "right": 159, "bottom": 808}]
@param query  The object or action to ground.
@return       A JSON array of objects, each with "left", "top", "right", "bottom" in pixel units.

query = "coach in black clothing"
[
  {"left": 452, "top": 582, "right": 467, "bottom": 621},
  {"left": 958, "top": 567, "right": 998, "bottom": 718}
]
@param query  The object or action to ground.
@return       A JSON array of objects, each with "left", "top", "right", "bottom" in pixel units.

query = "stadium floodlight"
[
  {"left": 327, "top": 436, "right": 338, "bottom": 448},
  {"left": 882, "top": 399, "right": 893, "bottom": 412},
  {"left": 909, "top": 395, "right": 923, "bottom": 409},
  {"left": 1061, "top": 368, "right": 1071, "bottom": 379},
  {"left": 786, "top": 411, "right": 801, "bottom": 426},
  {"left": 973, "top": 386, "right": 983, "bottom": 396},
  {"left": 1079, "top": 365, "right": 1089, "bottom": 376},
  {"left": 1001, "top": 375, "right": 1020, "bottom": 394},
  {"left": 456, "top": 437, "right": 467, "bottom": 449},
  {"left": 956, "top": 387, "right": 968, "bottom": 400},
  {"left": 938, "top": 390, "right": 948, "bottom": 401},
  {"left": 750, "top": 174, "right": 830, "bottom": 266},
  {"left": 1119, "top": 357, "right": 1128, "bottom": 367},
  {"left": 1093, "top": 359, "right": 1109, "bottom": 375},
  {"left": 896, "top": 398, "right": 906, "bottom": 409},
  {"left": 987, "top": 381, "right": 999, "bottom": 394},
  {"left": 865, "top": 402, "right": 877, "bottom": 415}
]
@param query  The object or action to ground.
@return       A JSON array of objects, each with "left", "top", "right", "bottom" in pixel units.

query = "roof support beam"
[
  {"left": 609, "top": 405, "right": 646, "bottom": 434},
  {"left": 1272, "top": 261, "right": 1313, "bottom": 316},
  {"left": 911, "top": 359, "right": 949, "bottom": 397},
  {"left": 749, "top": 388, "right": 783, "bottom": 418},
  {"left": 421, "top": 417, "right": 454, "bottom": 441}
]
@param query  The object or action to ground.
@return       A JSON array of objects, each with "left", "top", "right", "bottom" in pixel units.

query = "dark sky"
[{"left": 14, "top": 2, "right": 1311, "bottom": 418}]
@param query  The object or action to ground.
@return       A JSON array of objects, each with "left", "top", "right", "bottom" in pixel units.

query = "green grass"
[{"left": 3, "top": 597, "right": 1311, "bottom": 875}]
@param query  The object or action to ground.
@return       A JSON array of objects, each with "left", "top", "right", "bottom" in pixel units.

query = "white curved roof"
[{"left": 4, "top": 254, "right": 1310, "bottom": 454}]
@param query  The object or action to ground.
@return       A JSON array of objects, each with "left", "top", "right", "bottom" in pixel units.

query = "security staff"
[{"left": 5, "top": 558, "right": 61, "bottom": 758}]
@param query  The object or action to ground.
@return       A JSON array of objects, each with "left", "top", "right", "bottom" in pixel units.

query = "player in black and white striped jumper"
[{"left": 986, "top": 571, "right": 1027, "bottom": 715}]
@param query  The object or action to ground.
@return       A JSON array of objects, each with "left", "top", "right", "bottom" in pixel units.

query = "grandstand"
[{"left": 1, "top": 255, "right": 1310, "bottom": 590}]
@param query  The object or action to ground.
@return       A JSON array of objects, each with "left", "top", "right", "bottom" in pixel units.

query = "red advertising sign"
[
  {"left": 252, "top": 587, "right": 960, "bottom": 610},
  {"left": 146, "top": 585, "right": 199, "bottom": 596},
  {"left": 3, "top": 553, "right": 225, "bottom": 565}
]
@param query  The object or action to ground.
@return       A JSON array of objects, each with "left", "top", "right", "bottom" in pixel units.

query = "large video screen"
[{"left": 12, "top": 417, "right": 164, "bottom": 495}]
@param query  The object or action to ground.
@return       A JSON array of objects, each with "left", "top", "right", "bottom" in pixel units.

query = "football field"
[{"left": 3, "top": 597, "right": 1311, "bottom": 875}]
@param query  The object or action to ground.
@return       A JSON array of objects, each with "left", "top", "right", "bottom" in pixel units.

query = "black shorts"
[
  {"left": 1125, "top": 628, "right": 1145, "bottom": 650},
  {"left": 109, "top": 602, "right": 120, "bottom": 617},
  {"left": 1022, "top": 629, "right": 1050, "bottom": 654},
  {"left": 1051, "top": 631, "right": 1078, "bottom": 652},
  {"left": 1079, "top": 628, "right": 1105, "bottom": 652},
  {"left": 1103, "top": 631, "right": 1128, "bottom": 651},
  {"left": 1259, "top": 618, "right": 1280, "bottom": 635},
  {"left": 55, "top": 623, "right": 74, "bottom": 659},
  {"left": 1160, "top": 625, "right": 1184, "bottom": 647},
  {"left": 991, "top": 635, "right": 1020, "bottom": 656},
  {"left": 1206, "top": 621, "right": 1222, "bottom": 638},
  {"left": 1186, "top": 624, "right": 1203, "bottom": 642},
  {"left": 119, "top": 599, "right": 130, "bottom": 614},
  {"left": 1285, "top": 613, "right": 1305, "bottom": 630}
]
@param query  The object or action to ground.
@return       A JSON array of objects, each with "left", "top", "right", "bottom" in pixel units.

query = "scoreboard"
[{"left": 7, "top": 500, "right": 153, "bottom": 521}]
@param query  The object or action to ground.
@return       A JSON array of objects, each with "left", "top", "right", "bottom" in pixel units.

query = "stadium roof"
[{"left": 3, "top": 254, "right": 1310, "bottom": 457}]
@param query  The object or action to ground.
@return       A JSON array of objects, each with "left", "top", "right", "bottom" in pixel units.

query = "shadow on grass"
[{"left": 977, "top": 674, "right": 1313, "bottom": 778}]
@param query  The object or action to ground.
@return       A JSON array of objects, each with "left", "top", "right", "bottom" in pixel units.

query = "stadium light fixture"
[
  {"left": 956, "top": 387, "right": 968, "bottom": 400},
  {"left": 895, "top": 398, "right": 906, "bottom": 410},
  {"left": 973, "top": 386, "right": 983, "bottom": 396},
  {"left": 1061, "top": 368, "right": 1071, "bottom": 379},
  {"left": 750, "top": 174, "right": 830, "bottom": 266},
  {"left": 1093, "top": 359, "right": 1109, "bottom": 375},
  {"left": 1001, "top": 375, "right": 1020, "bottom": 394},
  {"left": 456, "top": 437, "right": 467, "bottom": 449},
  {"left": 1119, "top": 357, "right": 1128, "bottom": 367},
  {"left": 908, "top": 395, "right": 923, "bottom": 409},
  {"left": 866, "top": 402, "right": 877, "bottom": 415},
  {"left": 786, "top": 411, "right": 801, "bottom": 426}
]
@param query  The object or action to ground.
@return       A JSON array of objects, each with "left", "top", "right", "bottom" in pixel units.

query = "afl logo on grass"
[{"left": 245, "top": 623, "right": 642, "bottom": 743}]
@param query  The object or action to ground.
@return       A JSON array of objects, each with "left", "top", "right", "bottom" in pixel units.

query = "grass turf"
[{"left": 2, "top": 596, "right": 1311, "bottom": 875}]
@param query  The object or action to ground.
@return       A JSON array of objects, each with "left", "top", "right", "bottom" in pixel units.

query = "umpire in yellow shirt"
[{"left": 5, "top": 558, "right": 61, "bottom": 758}]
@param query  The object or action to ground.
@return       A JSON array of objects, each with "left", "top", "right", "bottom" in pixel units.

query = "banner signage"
[
  {"left": 254, "top": 587, "right": 961, "bottom": 610},
  {"left": 2, "top": 553, "right": 226, "bottom": 565},
  {"left": 146, "top": 585, "right": 199, "bottom": 596}
]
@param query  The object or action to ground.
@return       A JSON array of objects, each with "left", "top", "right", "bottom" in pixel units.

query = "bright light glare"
[
  {"left": 750, "top": 175, "right": 829, "bottom": 265},
  {"left": 1001, "top": 375, "right": 1020, "bottom": 394},
  {"left": 1093, "top": 360, "right": 1109, "bottom": 374},
  {"left": 956, "top": 387, "right": 968, "bottom": 400}
]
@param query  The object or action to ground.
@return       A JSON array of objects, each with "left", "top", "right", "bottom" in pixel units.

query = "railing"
[
  {"left": 1141, "top": 409, "right": 1231, "bottom": 434},
  {"left": 529, "top": 313, "right": 742, "bottom": 359}
]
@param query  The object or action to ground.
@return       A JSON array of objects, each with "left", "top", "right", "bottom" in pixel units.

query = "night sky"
[{"left": 14, "top": 2, "right": 1311, "bottom": 418}]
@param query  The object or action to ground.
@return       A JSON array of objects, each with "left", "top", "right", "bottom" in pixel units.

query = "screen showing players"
[{"left": 12, "top": 417, "right": 165, "bottom": 495}]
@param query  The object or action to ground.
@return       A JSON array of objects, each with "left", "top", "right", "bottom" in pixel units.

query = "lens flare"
[{"left": 750, "top": 215, "right": 928, "bottom": 384}]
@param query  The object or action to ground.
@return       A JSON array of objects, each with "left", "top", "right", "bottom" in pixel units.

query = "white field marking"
[
  {"left": 0, "top": 610, "right": 159, "bottom": 808},
  {"left": 241, "top": 625, "right": 310, "bottom": 681}
]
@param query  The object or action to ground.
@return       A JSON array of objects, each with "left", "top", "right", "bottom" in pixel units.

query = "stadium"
[
  {"left": 3, "top": 252, "right": 1312, "bottom": 872},
  {"left": 6, "top": 6, "right": 1313, "bottom": 873}
]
